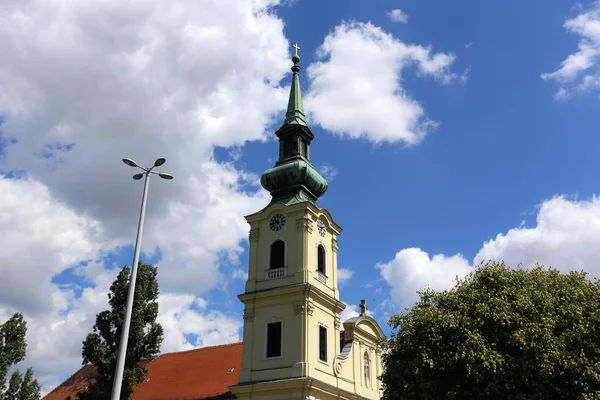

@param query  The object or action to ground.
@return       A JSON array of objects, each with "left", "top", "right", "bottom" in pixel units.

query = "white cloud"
[
  {"left": 0, "top": 176, "right": 112, "bottom": 315},
  {"left": 541, "top": 2, "right": 600, "bottom": 97},
  {"left": 0, "top": 0, "right": 290, "bottom": 391},
  {"left": 386, "top": 9, "right": 408, "bottom": 24},
  {"left": 339, "top": 302, "right": 360, "bottom": 329},
  {"left": 380, "top": 195, "right": 600, "bottom": 309},
  {"left": 157, "top": 294, "right": 242, "bottom": 353},
  {"left": 378, "top": 248, "right": 472, "bottom": 307},
  {"left": 305, "top": 22, "right": 459, "bottom": 144},
  {"left": 11, "top": 284, "right": 242, "bottom": 396},
  {"left": 0, "top": 0, "right": 289, "bottom": 295},
  {"left": 9, "top": 269, "right": 119, "bottom": 395},
  {"left": 337, "top": 268, "right": 354, "bottom": 286},
  {"left": 474, "top": 195, "right": 600, "bottom": 273},
  {"left": 317, "top": 162, "right": 338, "bottom": 182},
  {"left": 231, "top": 268, "right": 249, "bottom": 280}
]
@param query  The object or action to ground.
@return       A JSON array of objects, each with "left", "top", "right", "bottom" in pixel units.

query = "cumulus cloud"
[
  {"left": 305, "top": 22, "right": 459, "bottom": 144},
  {"left": 541, "top": 2, "right": 600, "bottom": 97},
  {"left": 0, "top": 0, "right": 288, "bottom": 295},
  {"left": 378, "top": 248, "right": 472, "bottom": 307},
  {"left": 386, "top": 9, "right": 409, "bottom": 24},
  {"left": 0, "top": 0, "right": 290, "bottom": 391},
  {"left": 10, "top": 268, "right": 119, "bottom": 395},
  {"left": 474, "top": 195, "right": 600, "bottom": 273},
  {"left": 158, "top": 294, "right": 242, "bottom": 353},
  {"left": 339, "top": 303, "right": 360, "bottom": 326},
  {"left": 0, "top": 176, "right": 112, "bottom": 315},
  {"left": 379, "top": 195, "right": 600, "bottom": 309},
  {"left": 337, "top": 268, "right": 354, "bottom": 286}
]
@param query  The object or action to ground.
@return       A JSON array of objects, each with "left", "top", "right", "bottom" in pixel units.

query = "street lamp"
[{"left": 111, "top": 157, "right": 174, "bottom": 400}]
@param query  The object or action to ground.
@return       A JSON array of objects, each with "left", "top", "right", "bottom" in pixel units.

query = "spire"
[
  {"left": 281, "top": 43, "right": 308, "bottom": 127},
  {"left": 259, "top": 42, "right": 328, "bottom": 206}
]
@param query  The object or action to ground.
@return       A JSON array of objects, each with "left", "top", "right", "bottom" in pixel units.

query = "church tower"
[{"left": 230, "top": 44, "right": 385, "bottom": 400}]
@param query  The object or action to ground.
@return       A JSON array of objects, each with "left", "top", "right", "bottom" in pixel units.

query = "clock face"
[
  {"left": 269, "top": 214, "right": 286, "bottom": 231},
  {"left": 317, "top": 219, "right": 326, "bottom": 237}
]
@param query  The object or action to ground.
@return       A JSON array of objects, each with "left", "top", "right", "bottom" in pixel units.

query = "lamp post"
[{"left": 111, "top": 157, "right": 174, "bottom": 400}]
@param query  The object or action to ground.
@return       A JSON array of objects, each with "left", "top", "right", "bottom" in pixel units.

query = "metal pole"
[{"left": 111, "top": 171, "right": 151, "bottom": 400}]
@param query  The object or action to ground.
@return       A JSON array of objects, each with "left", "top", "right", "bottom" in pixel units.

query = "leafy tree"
[
  {"left": 78, "top": 262, "right": 163, "bottom": 400},
  {"left": 5, "top": 368, "right": 41, "bottom": 400},
  {"left": 381, "top": 261, "right": 600, "bottom": 400},
  {"left": 0, "top": 313, "right": 26, "bottom": 393},
  {"left": 0, "top": 313, "right": 41, "bottom": 400}
]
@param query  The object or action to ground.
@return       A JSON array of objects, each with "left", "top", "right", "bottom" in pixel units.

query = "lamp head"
[
  {"left": 154, "top": 158, "right": 166, "bottom": 167},
  {"left": 123, "top": 158, "right": 138, "bottom": 167},
  {"left": 133, "top": 173, "right": 144, "bottom": 180},
  {"left": 158, "top": 173, "right": 174, "bottom": 180}
]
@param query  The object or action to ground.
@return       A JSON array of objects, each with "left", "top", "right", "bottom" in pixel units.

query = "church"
[{"left": 45, "top": 45, "right": 386, "bottom": 400}]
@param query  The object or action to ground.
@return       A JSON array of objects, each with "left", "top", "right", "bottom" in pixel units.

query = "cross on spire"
[{"left": 293, "top": 43, "right": 300, "bottom": 57}]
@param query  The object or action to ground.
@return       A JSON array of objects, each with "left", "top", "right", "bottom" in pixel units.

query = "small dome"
[{"left": 260, "top": 159, "right": 328, "bottom": 204}]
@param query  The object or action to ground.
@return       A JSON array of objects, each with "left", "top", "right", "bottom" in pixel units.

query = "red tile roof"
[{"left": 44, "top": 342, "right": 243, "bottom": 400}]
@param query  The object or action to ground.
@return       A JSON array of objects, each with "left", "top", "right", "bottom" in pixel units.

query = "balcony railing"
[
  {"left": 266, "top": 267, "right": 286, "bottom": 280},
  {"left": 316, "top": 271, "right": 327, "bottom": 285}
]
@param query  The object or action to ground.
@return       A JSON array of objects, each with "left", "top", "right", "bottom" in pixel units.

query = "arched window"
[
  {"left": 270, "top": 240, "right": 285, "bottom": 270},
  {"left": 317, "top": 245, "right": 326, "bottom": 274},
  {"left": 364, "top": 350, "right": 371, "bottom": 388}
]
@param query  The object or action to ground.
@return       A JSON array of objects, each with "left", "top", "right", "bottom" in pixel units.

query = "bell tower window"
[
  {"left": 317, "top": 245, "right": 326, "bottom": 274},
  {"left": 302, "top": 140, "right": 308, "bottom": 159},
  {"left": 270, "top": 240, "right": 285, "bottom": 270},
  {"left": 282, "top": 137, "right": 302, "bottom": 159},
  {"left": 265, "top": 321, "right": 283, "bottom": 358}
]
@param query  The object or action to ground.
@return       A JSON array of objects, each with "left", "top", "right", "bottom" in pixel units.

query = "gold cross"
[{"left": 293, "top": 43, "right": 300, "bottom": 57}]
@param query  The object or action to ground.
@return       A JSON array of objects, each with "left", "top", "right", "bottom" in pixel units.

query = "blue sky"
[{"left": 2, "top": 0, "right": 600, "bottom": 393}]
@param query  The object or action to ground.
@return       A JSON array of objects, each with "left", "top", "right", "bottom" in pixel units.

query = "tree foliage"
[
  {"left": 0, "top": 313, "right": 26, "bottom": 392},
  {"left": 5, "top": 368, "right": 41, "bottom": 400},
  {"left": 78, "top": 262, "right": 163, "bottom": 400},
  {"left": 0, "top": 313, "right": 41, "bottom": 400},
  {"left": 381, "top": 261, "right": 600, "bottom": 400}
]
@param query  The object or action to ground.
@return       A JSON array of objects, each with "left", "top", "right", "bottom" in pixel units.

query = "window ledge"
[{"left": 264, "top": 356, "right": 283, "bottom": 361}]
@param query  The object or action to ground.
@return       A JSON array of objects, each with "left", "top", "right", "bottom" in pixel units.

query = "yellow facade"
[
  {"left": 229, "top": 43, "right": 385, "bottom": 400},
  {"left": 230, "top": 202, "right": 385, "bottom": 400}
]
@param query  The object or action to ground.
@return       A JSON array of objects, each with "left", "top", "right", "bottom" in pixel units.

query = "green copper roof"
[
  {"left": 281, "top": 57, "right": 308, "bottom": 127},
  {"left": 261, "top": 159, "right": 328, "bottom": 205},
  {"left": 260, "top": 46, "right": 327, "bottom": 206}
]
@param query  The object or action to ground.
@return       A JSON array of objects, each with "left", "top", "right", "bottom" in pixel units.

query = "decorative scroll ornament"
[
  {"left": 331, "top": 238, "right": 339, "bottom": 252},
  {"left": 296, "top": 217, "right": 313, "bottom": 233},
  {"left": 293, "top": 299, "right": 315, "bottom": 315},
  {"left": 334, "top": 360, "right": 343, "bottom": 376}
]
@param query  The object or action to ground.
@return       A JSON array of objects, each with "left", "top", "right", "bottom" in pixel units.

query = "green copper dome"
[
  {"left": 261, "top": 159, "right": 328, "bottom": 205},
  {"left": 260, "top": 46, "right": 328, "bottom": 206}
]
